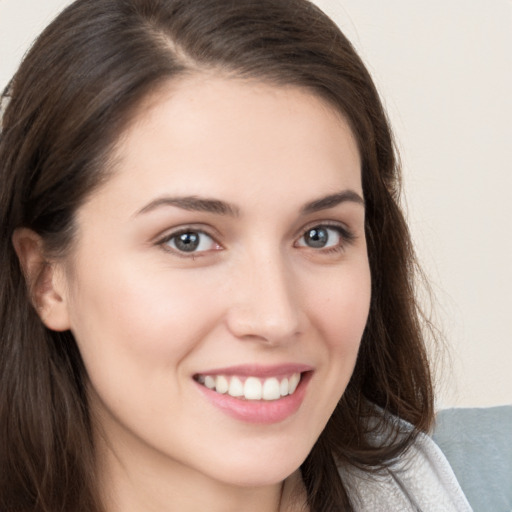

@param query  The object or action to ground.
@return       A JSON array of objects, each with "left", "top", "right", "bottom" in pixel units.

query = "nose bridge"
[{"left": 226, "top": 244, "right": 302, "bottom": 344}]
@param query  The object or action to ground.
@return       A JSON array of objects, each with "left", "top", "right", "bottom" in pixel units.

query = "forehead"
[{"left": 88, "top": 75, "right": 362, "bottom": 215}]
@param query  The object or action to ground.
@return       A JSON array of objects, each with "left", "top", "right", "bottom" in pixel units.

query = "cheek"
[
  {"left": 291, "top": 261, "right": 371, "bottom": 439},
  {"left": 308, "top": 263, "right": 371, "bottom": 354},
  {"left": 66, "top": 259, "right": 222, "bottom": 384}
]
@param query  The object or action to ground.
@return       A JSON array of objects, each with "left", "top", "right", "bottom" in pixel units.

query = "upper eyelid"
[
  {"left": 296, "top": 220, "right": 355, "bottom": 238},
  {"left": 156, "top": 228, "right": 222, "bottom": 258},
  {"left": 153, "top": 220, "right": 357, "bottom": 248},
  {"left": 155, "top": 224, "right": 221, "bottom": 243},
  {"left": 295, "top": 223, "right": 358, "bottom": 250}
]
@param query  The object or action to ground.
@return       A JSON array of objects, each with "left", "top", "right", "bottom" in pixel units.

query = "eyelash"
[
  {"left": 157, "top": 227, "right": 221, "bottom": 258},
  {"left": 156, "top": 222, "right": 356, "bottom": 257},
  {"left": 295, "top": 222, "right": 356, "bottom": 254}
]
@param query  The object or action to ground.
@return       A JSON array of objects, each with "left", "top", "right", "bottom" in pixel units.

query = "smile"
[
  {"left": 194, "top": 366, "right": 313, "bottom": 423},
  {"left": 195, "top": 373, "right": 301, "bottom": 401}
]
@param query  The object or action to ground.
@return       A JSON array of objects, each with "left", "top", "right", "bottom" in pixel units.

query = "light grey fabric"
[
  {"left": 340, "top": 432, "right": 472, "bottom": 511},
  {"left": 433, "top": 406, "right": 512, "bottom": 512}
]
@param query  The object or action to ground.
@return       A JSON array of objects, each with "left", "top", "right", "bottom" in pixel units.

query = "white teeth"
[
  {"left": 280, "top": 377, "right": 289, "bottom": 396},
  {"left": 262, "top": 377, "right": 281, "bottom": 400},
  {"left": 289, "top": 373, "right": 300, "bottom": 394},
  {"left": 244, "top": 377, "right": 262, "bottom": 400},
  {"left": 198, "top": 372, "right": 303, "bottom": 401},
  {"left": 204, "top": 376, "right": 216, "bottom": 390},
  {"left": 216, "top": 375, "right": 229, "bottom": 394},
  {"left": 228, "top": 376, "right": 244, "bottom": 397}
]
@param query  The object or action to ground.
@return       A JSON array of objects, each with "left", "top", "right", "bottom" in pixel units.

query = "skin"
[{"left": 16, "top": 76, "right": 371, "bottom": 511}]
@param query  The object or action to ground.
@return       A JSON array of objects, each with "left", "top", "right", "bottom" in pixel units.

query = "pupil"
[
  {"left": 306, "top": 228, "right": 328, "bottom": 248},
  {"left": 175, "top": 232, "right": 200, "bottom": 252}
]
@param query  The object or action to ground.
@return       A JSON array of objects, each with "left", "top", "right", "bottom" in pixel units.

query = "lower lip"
[{"left": 195, "top": 372, "right": 311, "bottom": 424}]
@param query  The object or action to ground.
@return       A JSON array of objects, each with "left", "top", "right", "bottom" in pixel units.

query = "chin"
[
  {"left": 218, "top": 465, "right": 299, "bottom": 488},
  {"left": 201, "top": 443, "right": 310, "bottom": 488}
]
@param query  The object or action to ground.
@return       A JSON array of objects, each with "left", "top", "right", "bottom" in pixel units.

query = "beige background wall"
[{"left": 1, "top": 0, "right": 511, "bottom": 408}]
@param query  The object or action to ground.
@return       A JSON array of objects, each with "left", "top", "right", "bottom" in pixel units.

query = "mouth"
[
  {"left": 194, "top": 372, "right": 302, "bottom": 401},
  {"left": 193, "top": 366, "right": 313, "bottom": 424}
]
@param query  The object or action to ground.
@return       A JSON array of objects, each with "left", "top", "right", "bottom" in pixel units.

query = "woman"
[{"left": 0, "top": 0, "right": 471, "bottom": 510}]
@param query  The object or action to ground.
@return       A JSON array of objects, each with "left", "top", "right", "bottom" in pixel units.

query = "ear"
[{"left": 12, "top": 228, "right": 71, "bottom": 331}]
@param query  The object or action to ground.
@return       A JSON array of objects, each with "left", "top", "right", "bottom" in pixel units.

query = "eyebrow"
[
  {"left": 136, "top": 189, "right": 364, "bottom": 217},
  {"left": 136, "top": 196, "right": 240, "bottom": 217},
  {"left": 301, "top": 190, "right": 365, "bottom": 214}
]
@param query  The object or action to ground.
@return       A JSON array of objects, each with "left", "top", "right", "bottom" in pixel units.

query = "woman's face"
[{"left": 57, "top": 76, "right": 371, "bottom": 489}]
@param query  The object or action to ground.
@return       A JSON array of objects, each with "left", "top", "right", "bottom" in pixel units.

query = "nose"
[{"left": 225, "top": 251, "right": 304, "bottom": 346}]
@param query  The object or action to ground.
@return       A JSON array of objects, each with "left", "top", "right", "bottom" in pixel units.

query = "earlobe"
[{"left": 12, "top": 228, "right": 71, "bottom": 332}]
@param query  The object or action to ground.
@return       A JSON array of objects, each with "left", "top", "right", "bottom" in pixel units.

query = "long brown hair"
[{"left": 0, "top": 1, "right": 434, "bottom": 510}]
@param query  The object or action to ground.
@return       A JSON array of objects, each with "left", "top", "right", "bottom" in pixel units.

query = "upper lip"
[{"left": 194, "top": 363, "right": 314, "bottom": 378}]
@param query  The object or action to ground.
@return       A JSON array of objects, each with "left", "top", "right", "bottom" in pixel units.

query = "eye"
[
  {"left": 296, "top": 225, "right": 351, "bottom": 250},
  {"left": 161, "top": 230, "right": 220, "bottom": 254}
]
